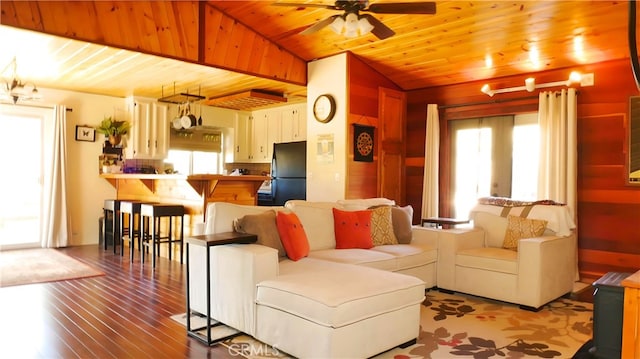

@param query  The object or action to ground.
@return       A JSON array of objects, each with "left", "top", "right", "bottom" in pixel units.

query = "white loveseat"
[
  {"left": 436, "top": 203, "right": 577, "bottom": 310},
  {"left": 187, "top": 199, "right": 438, "bottom": 358}
]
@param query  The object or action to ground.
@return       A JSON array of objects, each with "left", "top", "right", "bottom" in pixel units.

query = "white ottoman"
[{"left": 255, "top": 258, "right": 425, "bottom": 358}]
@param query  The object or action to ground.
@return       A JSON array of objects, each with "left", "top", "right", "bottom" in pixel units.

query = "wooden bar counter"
[{"left": 100, "top": 173, "right": 269, "bottom": 218}]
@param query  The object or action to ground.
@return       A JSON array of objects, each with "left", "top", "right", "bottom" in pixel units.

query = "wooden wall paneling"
[
  {"left": 378, "top": 87, "right": 406, "bottom": 204},
  {"left": 406, "top": 59, "right": 640, "bottom": 279},
  {"left": 345, "top": 53, "right": 401, "bottom": 199}
]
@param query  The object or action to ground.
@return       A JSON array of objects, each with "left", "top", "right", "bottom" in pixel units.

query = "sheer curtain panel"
[
  {"left": 41, "top": 105, "right": 70, "bottom": 248},
  {"left": 421, "top": 104, "right": 440, "bottom": 219}
]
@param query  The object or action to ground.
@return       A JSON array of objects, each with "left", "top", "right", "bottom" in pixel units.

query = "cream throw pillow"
[
  {"left": 369, "top": 206, "right": 398, "bottom": 245},
  {"left": 502, "top": 215, "right": 548, "bottom": 251}
]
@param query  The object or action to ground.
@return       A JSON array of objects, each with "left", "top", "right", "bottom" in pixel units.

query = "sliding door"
[{"left": 0, "top": 105, "right": 47, "bottom": 249}]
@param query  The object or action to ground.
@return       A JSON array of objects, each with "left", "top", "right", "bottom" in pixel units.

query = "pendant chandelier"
[{"left": 1, "top": 56, "right": 41, "bottom": 104}]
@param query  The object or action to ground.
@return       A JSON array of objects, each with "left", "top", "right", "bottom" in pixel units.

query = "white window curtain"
[
  {"left": 537, "top": 89, "right": 578, "bottom": 219},
  {"left": 41, "top": 105, "right": 70, "bottom": 247},
  {"left": 421, "top": 104, "right": 439, "bottom": 219}
]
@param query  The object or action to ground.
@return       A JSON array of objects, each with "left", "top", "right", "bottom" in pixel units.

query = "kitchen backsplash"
[{"left": 225, "top": 162, "right": 270, "bottom": 176}]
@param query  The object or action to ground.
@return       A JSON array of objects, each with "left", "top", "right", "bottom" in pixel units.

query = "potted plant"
[{"left": 95, "top": 116, "right": 131, "bottom": 146}]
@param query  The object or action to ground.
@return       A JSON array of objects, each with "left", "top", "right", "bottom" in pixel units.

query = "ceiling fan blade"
[
  {"left": 366, "top": 2, "right": 436, "bottom": 14},
  {"left": 272, "top": 2, "right": 338, "bottom": 10},
  {"left": 300, "top": 15, "right": 340, "bottom": 35},
  {"left": 362, "top": 14, "right": 395, "bottom": 40}
]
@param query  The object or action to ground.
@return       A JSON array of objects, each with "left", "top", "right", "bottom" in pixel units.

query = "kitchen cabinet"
[
  {"left": 280, "top": 105, "right": 306, "bottom": 142},
  {"left": 234, "top": 112, "right": 252, "bottom": 162},
  {"left": 252, "top": 112, "right": 281, "bottom": 163},
  {"left": 124, "top": 98, "right": 169, "bottom": 160}
]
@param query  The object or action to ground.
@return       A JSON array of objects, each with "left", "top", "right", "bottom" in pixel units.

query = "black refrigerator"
[{"left": 270, "top": 141, "right": 306, "bottom": 206}]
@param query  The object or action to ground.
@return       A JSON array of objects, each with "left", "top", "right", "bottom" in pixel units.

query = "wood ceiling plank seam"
[
  {"left": 247, "top": 36, "right": 268, "bottom": 76},
  {"left": 172, "top": 0, "right": 199, "bottom": 60},
  {"left": 92, "top": 1, "right": 124, "bottom": 45},
  {"left": 149, "top": 0, "right": 176, "bottom": 57},
  {"left": 66, "top": 1, "right": 100, "bottom": 41},
  {"left": 235, "top": 29, "right": 257, "bottom": 72},
  {"left": 211, "top": 14, "right": 235, "bottom": 67},
  {"left": 197, "top": 0, "right": 206, "bottom": 63},
  {"left": 125, "top": 2, "right": 152, "bottom": 54},
  {"left": 202, "top": 5, "right": 226, "bottom": 65},
  {"left": 222, "top": 17, "right": 245, "bottom": 70},
  {"left": 135, "top": 1, "right": 162, "bottom": 55},
  {"left": 36, "top": 1, "right": 69, "bottom": 38}
]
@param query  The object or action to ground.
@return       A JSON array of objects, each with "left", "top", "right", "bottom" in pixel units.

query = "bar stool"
[
  {"left": 119, "top": 200, "right": 146, "bottom": 261},
  {"left": 140, "top": 203, "right": 185, "bottom": 268},
  {"left": 103, "top": 199, "right": 125, "bottom": 253}
]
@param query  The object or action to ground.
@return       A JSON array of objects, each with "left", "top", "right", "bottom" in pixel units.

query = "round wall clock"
[
  {"left": 356, "top": 131, "right": 373, "bottom": 157},
  {"left": 313, "top": 94, "right": 336, "bottom": 123}
]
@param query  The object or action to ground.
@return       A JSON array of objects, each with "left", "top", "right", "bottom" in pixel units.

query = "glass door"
[{"left": 0, "top": 105, "right": 45, "bottom": 250}]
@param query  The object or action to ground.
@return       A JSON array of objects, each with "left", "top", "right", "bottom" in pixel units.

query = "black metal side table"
[
  {"left": 185, "top": 232, "right": 257, "bottom": 346},
  {"left": 421, "top": 217, "right": 470, "bottom": 229}
]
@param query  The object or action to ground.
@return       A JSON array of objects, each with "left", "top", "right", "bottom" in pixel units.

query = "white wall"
[
  {"left": 33, "top": 87, "right": 124, "bottom": 246},
  {"left": 306, "top": 53, "right": 348, "bottom": 202}
]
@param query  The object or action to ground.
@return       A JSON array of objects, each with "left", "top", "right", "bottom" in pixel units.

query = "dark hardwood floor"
[
  {"left": 1, "top": 245, "right": 594, "bottom": 358},
  {"left": 0, "top": 245, "right": 235, "bottom": 359}
]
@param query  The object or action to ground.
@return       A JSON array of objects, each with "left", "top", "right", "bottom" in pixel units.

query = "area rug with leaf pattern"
[{"left": 174, "top": 290, "right": 593, "bottom": 359}]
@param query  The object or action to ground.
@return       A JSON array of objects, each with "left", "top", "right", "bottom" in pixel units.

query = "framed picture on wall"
[{"left": 75, "top": 125, "right": 95, "bottom": 142}]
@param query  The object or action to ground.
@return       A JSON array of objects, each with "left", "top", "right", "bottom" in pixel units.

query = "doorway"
[{"left": 0, "top": 105, "right": 46, "bottom": 250}]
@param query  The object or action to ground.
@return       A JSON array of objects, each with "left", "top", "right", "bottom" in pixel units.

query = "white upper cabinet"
[
  {"left": 234, "top": 112, "right": 253, "bottom": 162},
  {"left": 252, "top": 111, "right": 282, "bottom": 163},
  {"left": 230, "top": 103, "right": 307, "bottom": 163},
  {"left": 124, "top": 98, "right": 169, "bottom": 160},
  {"left": 280, "top": 104, "right": 307, "bottom": 142}
]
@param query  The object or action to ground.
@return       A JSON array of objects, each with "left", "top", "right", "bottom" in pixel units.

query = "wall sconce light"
[{"left": 480, "top": 71, "right": 594, "bottom": 96}]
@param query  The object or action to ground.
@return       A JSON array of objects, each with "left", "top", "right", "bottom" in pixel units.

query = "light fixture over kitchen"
[{"left": 1, "top": 56, "right": 42, "bottom": 104}]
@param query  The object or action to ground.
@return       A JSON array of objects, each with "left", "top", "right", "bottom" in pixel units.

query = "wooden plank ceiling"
[{"left": 0, "top": 1, "right": 631, "bottom": 108}]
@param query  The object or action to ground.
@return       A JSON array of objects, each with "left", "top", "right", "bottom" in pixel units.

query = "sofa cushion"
[
  {"left": 333, "top": 208, "right": 373, "bottom": 249},
  {"left": 256, "top": 258, "right": 425, "bottom": 328},
  {"left": 276, "top": 211, "right": 309, "bottom": 261},
  {"left": 392, "top": 205, "right": 414, "bottom": 244},
  {"left": 337, "top": 198, "right": 396, "bottom": 211},
  {"left": 472, "top": 211, "right": 509, "bottom": 248},
  {"left": 370, "top": 243, "right": 437, "bottom": 271},
  {"left": 307, "top": 248, "right": 397, "bottom": 271},
  {"left": 502, "top": 215, "right": 548, "bottom": 250},
  {"left": 456, "top": 247, "right": 518, "bottom": 274},
  {"left": 285, "top": 201, "right": 337, "bottom": 251},
  {"left": 205, "top": 202, "right": 283, "bottom": 234},
  {"left": 234, "top": 210, "right": 286, "bottom": 258},
  {"left": 369, "top": 206, "right": 398, "bottom": 245}
]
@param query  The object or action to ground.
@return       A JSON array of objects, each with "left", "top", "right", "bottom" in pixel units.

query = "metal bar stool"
[
  {"left": 140, "top": 203, "right": 185, "bottom": 268},
  {"left": 119, "top": 200, "right": 147, "bottom": 261},
  {"left": 103, "top": 199, "right": 125, "bottom": 253}
]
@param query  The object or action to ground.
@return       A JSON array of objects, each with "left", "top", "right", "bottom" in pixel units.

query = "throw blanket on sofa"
[{"left": 470, "top": 203, "right": 576, "bottom": 236}]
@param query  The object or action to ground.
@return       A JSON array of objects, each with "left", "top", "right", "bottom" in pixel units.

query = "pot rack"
[{"left": 158, "top": 82, "right": 205, "bottom": 104}]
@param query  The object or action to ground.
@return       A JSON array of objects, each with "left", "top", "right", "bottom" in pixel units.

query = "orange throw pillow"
[
  {"left": 332, "top": 208, "right": 373, "bottom": 249},
  {"left": 275, "top": 211, "right": 310, "bottom": 261}
]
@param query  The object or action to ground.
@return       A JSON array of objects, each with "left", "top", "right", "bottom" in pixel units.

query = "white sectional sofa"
[{"left": 187, "top": 199, "right": 438, "bottom": 358}]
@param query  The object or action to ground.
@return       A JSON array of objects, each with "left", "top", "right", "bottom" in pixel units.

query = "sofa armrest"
[
  {"left": 188, "top": 243, "right": 278, "bottom": 336},
  {"left": 517, "top": 234, "right": 577, "bottom": 307},
  {"left": 436, "top": 228, "right": 485, "bottom": 290},
  {"left": 410, "top": 226, "right": 439, "bottom": 247}
]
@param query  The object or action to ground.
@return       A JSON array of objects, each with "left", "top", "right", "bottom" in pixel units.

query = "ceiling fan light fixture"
[
  {"left": 1, "top": 56, "right": 42, "bottom": 104},
  {"left": 329, "top": 15, "right": 346, "bottom": 35},
  {"left": 344, "top": 12, "right": 360, "bottom": 37},
  {"left": 358, "top": 16, "right": 374, "bottom": 35}
]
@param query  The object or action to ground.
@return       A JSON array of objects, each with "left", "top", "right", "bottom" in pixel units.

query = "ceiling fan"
[{"left": 273, "top": 0, "right": 436, "bottom": 40}]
